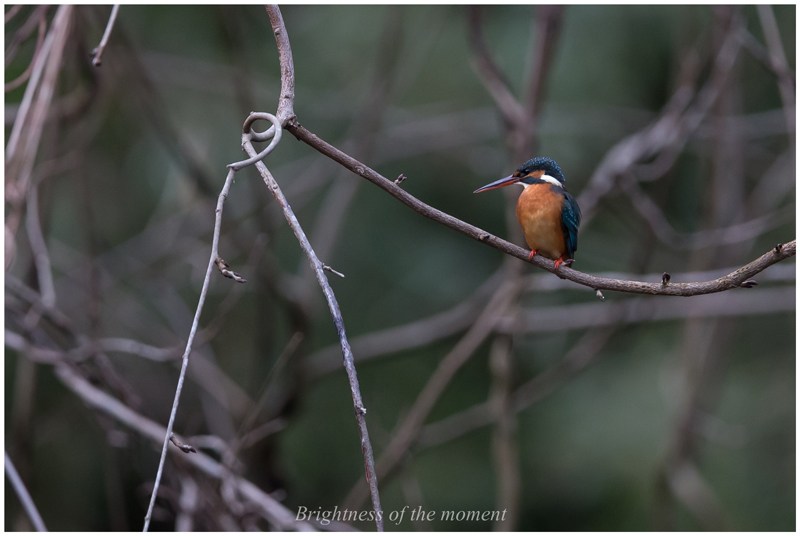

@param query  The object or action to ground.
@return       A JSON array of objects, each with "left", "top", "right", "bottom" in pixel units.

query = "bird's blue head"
[{"left": 514, "top": 157, "right": 566, "bottom": 185}]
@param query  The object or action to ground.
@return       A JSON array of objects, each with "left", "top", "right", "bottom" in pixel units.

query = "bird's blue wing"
[{"left": 560, "top": 192, "right": 581, "bottom": 257}]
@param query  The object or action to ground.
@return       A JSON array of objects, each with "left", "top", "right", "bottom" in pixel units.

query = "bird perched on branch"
[{"left": 474, "top": 157, "right": 581, "bottom": 269}]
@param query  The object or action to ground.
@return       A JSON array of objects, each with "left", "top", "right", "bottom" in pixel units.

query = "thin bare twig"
[
  {"left": 5, "top": 11, "right": 46, "bottom": 92},
  {"left": 91, "top": 5, "right": 120, "bottom": 67},
  {"left": 142, "top": 115, "right": 283, "bottom": 532},
  {"left": 4, "top": 6, "right": 61, "bottom": 163},
  {"left": 577, "top": 24, "right": 742, "bottom": 221},
  {"left": 25, "top": 187, "right": 56, "bottom": 309},
  {"left": 488, "top": 335, "right": 520, "bottom": 530},
  {"left": 467, "top": 6, "right": 526, "bottom": 129},
  {"left": 5, "top": 6, "right": 72, "bottom": 242},
  {"left": 524, "top": 5, "right": 565, "bottom": 122},
  {"left": 755, "top": 5, "right": 795, "bottom": 149},
  {"left": 241, "top": 111, "right": 384, "bottom": 530},
  {"left": 5, "top": 451, "right": 47, "bottom": 531},
  {"left": 503, "top": 285, "right": 795, "bottom": 334},
  {"left": 5, "top": 4, "right": 23, "bottom": 24},
  {"left": 4, "top": 5, "right": 47, "bottom": 67},
  {"left": 622, "top": 179, "right": 795, "bottom": 250}
]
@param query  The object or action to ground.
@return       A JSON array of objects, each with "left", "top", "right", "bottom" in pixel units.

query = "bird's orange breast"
[{"left": 515, "top": 183, "right": 567, "bottom": 261}]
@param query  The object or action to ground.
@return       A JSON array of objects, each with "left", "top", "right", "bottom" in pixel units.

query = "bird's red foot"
[
  {"left": 528, "top": 250, "right": 538, "bottom": 260},
  {"left": 554, "top": 257, "right": 574, "bottom": 270}
]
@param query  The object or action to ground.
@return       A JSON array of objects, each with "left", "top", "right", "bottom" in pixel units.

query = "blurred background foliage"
[{"left": 4, "top": 4, "right": 795, "bottom": 531}]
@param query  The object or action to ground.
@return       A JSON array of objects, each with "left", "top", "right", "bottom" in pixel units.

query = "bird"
[{"left": 474, "top": 157, "right": 581, "bottom": 270}]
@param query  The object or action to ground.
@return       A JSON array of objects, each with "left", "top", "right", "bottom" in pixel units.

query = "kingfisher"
[{"left": 474, "top": 157, "right": 581, "bottom": 270}]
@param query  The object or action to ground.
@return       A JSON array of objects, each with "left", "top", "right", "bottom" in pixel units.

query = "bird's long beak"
[{"left": 473, "top": 175, "right": 519, "bottom": 193}]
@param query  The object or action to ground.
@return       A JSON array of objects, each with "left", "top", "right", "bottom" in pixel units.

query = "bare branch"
[
  {"left": 90, "top": 337, "right": 180, "bottom": 362},
  {"left": 524, "top": 261, "right": 796, "bottom": 293},
  {"left": 5, "top": 451, "right": 47, "bottom": 531},
  {"left": 142, "top": 115, "right": 283, "bottom": 532},
  {"left": 467, "top": 6, "right": 526, "bottom": 128},
  {"left": 502, "top": 286, "right": 795, "bottom": 334},
  {"left": 5, "top": 5, "right": 72, "bottom": 195},
  {"left": 91, "top": 5, "right": 120, "bottom": 67},
  {"left": 241, "top": 112, "right": 384, "bottom": 530},
  {"left": 524, "top": 5, "right": 565, "bottom": 119},
  {"left": 285, "top": 120, "right": 795, "bottom": 295},
  {"left": 488, "top": 335, "right": 520, "bottom": 530},
  {"left": 5, "top": 6, "right": 71, "bottom": 273},
  {"left": 756, "top": 5, "right": 795, "bottom": 148},
  {"left": 577, "top": 25, "right": 742, "bottom": 220},
  {"left": 52, "top": 364, "right": 315, "bottom": 530},
  {"left": 622, "top": 179, "right": 795, "bottom": 250},
  {"left": 264, "top": 5, "right": 295, "bottom": 126},
  {"left": 5, "top": 4, "right": 23, "bottom": 24},
  {"left": 25, "top": 187, "right": 56, "bottom": 309},
  {"left": 5, "top": 11, "right": 46, "bottom": 92},
  {"left": 4, "top": 5, "right": 47, "bottom": 67}
]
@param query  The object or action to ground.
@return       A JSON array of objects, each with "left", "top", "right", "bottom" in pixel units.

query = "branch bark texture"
[
  {"left": 242, "top": 114, "right": 385, "bottom": 531},
  {"left": 286, "top": 121, "right": 795, "bottom": 295}
]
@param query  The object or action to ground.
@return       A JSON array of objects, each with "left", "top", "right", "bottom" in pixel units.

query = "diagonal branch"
[
  {"left": 5, "top": 450, "right": 47, "bottom": 532},
  {"left": 285, "top": 120, "right": 795, "bottom": 295},
  {"left": 467, "top": 6, "right": 526, "bottom": 129},
  {"left": 242, "top": 112, "right": 384, "bottom": 530}
]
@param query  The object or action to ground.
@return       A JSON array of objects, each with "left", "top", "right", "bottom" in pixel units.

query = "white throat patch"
[{"left": 519, "top": 174, "right": 563, "bottom": 189}]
